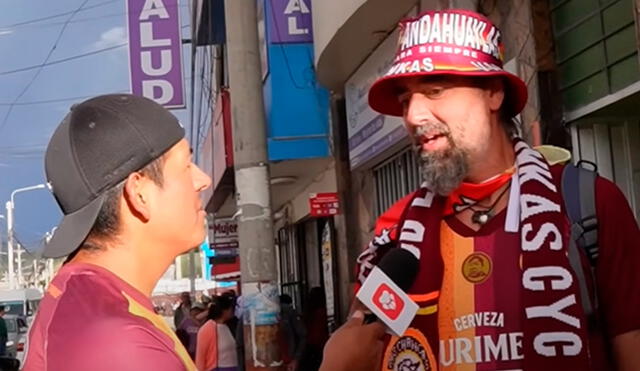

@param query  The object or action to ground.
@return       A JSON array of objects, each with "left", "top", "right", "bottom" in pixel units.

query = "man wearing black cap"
[{"left": 22, "top": 94, "right": 210, "bottom": 371}]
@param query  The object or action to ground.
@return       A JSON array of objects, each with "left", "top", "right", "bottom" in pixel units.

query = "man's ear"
[
  {"left": 122, "top": 172, "right": 151, "bottom": 221},
  {"left": 487, "top": 77, "right": 505, "bottom": 112}
]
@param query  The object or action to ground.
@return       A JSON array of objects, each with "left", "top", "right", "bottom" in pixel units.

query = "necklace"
[{"left": 469, "top": 181, "right": 512, "bottom": 225}]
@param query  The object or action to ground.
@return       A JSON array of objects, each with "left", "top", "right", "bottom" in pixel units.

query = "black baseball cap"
[{"left": 43, "top": 94, "right": 185, "bottom": 258}]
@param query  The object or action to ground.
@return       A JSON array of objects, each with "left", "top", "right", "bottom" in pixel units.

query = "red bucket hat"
[{"left": 368, "top": 9, "right": 527, "bottom": 118}]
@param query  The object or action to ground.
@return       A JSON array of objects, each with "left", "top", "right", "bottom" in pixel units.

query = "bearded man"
[{"left": 321, "top": 9, "right": 640, "bottom": 371}]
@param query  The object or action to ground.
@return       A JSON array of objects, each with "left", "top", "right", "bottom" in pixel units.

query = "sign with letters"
[
  {"left": 127, "top": 0, "right": 185, "bottom": 108},
  {"left": 309, "top": 192, "right": 340, "bottom": 217},
  {"left": 269, "top": 0, "right": 313, "bottom": 44},
  {"left": 210, "top": 218, "right": 238, "bottom": 248}
]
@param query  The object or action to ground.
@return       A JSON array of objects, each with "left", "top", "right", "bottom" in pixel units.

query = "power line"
[
  {"left": 0, "top": 91, "right": 127, "bottom": 106},
  {"left": 0, "top": 44, "right": 127, "bottom": 76},
  {"left": 0, "top": 0, "right": 92, "bottom": 136},
  {"left": 0, "top": 0, "right": 119, "bottom": 28},
  {"left": 1, "top": 3, "right": 189, "bottom": 33}
]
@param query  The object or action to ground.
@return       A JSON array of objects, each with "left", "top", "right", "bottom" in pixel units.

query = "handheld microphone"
[{"left": 356, "top": 247, "right": 420, "bottom": 336}]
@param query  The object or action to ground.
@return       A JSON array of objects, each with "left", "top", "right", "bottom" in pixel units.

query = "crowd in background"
[{"left": 167, "top": 287, "right": 329, "bottom": 371}]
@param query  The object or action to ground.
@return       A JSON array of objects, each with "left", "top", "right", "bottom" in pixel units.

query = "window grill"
[{"left": 373, "top": 148, "right": 421, "bottom": 217}]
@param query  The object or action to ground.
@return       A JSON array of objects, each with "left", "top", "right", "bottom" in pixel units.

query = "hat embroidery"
[{"left": 398, "top": 13, "right": 502, "bottom": 61}]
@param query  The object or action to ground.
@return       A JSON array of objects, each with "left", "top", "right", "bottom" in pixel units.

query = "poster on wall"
[{"left": 321, "top": 222, "right": 336, "bottom": 332}]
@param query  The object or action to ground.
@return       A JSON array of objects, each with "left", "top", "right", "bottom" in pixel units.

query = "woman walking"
[{"left": 196, "top": 295, "right": 239, "bottom": 371}]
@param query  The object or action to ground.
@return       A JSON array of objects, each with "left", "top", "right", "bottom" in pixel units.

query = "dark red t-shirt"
[{"left": 22, "top": 263, "right": 196, "bottom": 371}]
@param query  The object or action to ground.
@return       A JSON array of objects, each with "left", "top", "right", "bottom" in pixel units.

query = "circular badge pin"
[
  {"left": 382, "top": 328, "right": 437, "bottom": 371},
  {"left": 461, "top": 251, "right": 492, "bottom": 284}
]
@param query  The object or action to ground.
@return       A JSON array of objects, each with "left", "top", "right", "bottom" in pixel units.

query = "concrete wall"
[
  {"left": 289, "top": 162, "right": 338, "bottom": 224},
  {"left": 312, "top": 0, "right": 417, "bottom": 90},
  {"left": 483, "top": 0, "right": 540, "bottom": 143},
  {"left": 312, "top": 0, "right": 366, "bottom": 68}
]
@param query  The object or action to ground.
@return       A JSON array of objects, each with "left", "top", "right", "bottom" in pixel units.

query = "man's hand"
[
  {"left": 286, "top": 360, "right": 298, "bottom": 371},
  {"left": 319, "top": 310, "right": 386, "bottom": 371},
  {"left": 613, "top": 329, "right": 640, "bottom": 371}
]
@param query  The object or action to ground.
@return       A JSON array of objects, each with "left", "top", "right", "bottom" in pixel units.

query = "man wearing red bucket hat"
[{"left": 320, "top": 9, "right": 640, "bottom": 371}]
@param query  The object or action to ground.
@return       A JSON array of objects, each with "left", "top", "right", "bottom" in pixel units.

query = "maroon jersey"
[
  {"left": 22, "top": 263, "right": 196, "bottom": 371},
  {"left": 357, "top": 166, "right": 640, "bottom": 370}
]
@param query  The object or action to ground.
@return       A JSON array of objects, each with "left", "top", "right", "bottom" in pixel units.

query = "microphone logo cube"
[{"left": 374, "top": 284, "right": 404, "bottom": 320}]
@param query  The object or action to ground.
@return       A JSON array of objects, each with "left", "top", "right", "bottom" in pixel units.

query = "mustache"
[
  {"left": 412, "top": 122, "right": 452, "bottom": 151},
  {"left": 413, "top": 122, "right": 450, "bottom": 139}
]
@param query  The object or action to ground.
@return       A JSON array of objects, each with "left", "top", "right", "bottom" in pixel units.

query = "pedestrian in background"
[
  {"left": 221, "top": 290, "right": 239, "bottom": 337},
  {"left": 0, "top": 307, "right": 7, "bottom": 357},
  {"left": 279, "top": 294, "right": 306, "bottom": 371},
  {"left": 196, "top": 295, "right": 239, "bottom": 371},
  {"left": 177, "top": 302, "right": 206, "bottom": 360},
  {"left": 174, "top": 291, "right": 192, "bottom": 329},
  {"left": 300, "top": 287, "right": 328, "bottom": 371}
]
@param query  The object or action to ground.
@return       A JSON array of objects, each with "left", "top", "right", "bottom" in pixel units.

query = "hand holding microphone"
[
  {"left": 356, "top": 247, "right": 420, "bottom": 336},
  {"left": 320, "top": 247, "right": 420, "bottom": 371}
]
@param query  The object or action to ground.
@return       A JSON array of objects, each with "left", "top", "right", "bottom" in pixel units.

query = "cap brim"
[
  {"left": 43, "top": 193, "right": 107, "bottom": 258},
  {"left": 368, "top": 70, "right": 528, "bottom": 118}
]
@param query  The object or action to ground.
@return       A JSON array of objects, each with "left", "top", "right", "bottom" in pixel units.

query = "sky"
[{"left": 0, "top": 0, "right": 200, "bottom": 257}]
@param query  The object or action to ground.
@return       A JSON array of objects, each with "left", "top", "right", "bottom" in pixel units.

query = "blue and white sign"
[{"left": 345, "top": 30, "right": 408, "bottom": 169}]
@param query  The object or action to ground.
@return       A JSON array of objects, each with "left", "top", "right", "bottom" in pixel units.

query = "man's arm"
[
  {"left": 319, "top": 310, "right": 386, "bottom": 371},
  {"left": 613, "top": 330, "right": 640, "bottom": 371},
  {"left": 594, "top": 177, "right": 640, "bottom": 369}
]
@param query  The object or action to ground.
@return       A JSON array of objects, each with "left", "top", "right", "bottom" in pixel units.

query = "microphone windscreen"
[{"left": 376, "top": 247, "right": 419, "bottom": 292}]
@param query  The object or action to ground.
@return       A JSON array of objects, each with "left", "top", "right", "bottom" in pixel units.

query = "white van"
[{"left": 0, "top": 288, "right": 43, "bottom": 320}]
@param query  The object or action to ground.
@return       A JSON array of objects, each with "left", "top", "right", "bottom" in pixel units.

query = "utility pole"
[
  {"left": 45, "top": 230, "right": 55, "bottom": 286},
  {"left": 224, "top": 1, "right": 281, "bottom": 370},
  {"left": 16, "top": 244, "right": 22, "bottom": 287},
  {"left": 7, "top": 183, "right": 47, "bottom": 290},
  {"left": 5, "top": 202, "right": 15, "bottom": 290},
  {"left": 33, "top": 258, "right": 38, "bottom": 288},
  {"left": 0, "top": 214, "right": 5, "bottom": 287},
  {"left": 188, "top": 249, "right": 196, "bottom": 295}
]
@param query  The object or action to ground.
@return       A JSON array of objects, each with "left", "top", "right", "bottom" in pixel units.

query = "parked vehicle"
[
  {"left": 0, "top": 289, "right": 42, "bottom": 323},
  {"left": 4, "top": 315, "right": 27, "bottom": 359}
]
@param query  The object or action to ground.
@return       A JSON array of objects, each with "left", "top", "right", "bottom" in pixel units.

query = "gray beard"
[{"left": 417, "top": 138, "right": 469, "bottom": 196}]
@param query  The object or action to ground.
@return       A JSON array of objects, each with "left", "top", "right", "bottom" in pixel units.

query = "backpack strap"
[{"left": 561, "top": 163, "right": 599, "bottom": 323}]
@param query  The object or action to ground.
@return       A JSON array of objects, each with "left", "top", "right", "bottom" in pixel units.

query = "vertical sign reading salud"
[{"left": 127, "top": 0, "right": 185, "bottom": 108}]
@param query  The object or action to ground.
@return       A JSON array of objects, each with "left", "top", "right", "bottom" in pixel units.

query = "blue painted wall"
[{"left": 262, "top": 0, "right": 330, "bottom": 161}]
